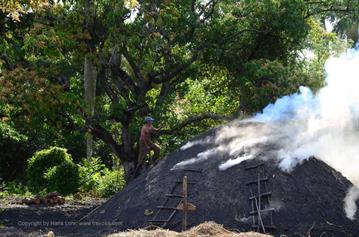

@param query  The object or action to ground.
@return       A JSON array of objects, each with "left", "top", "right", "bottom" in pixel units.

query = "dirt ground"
[
  {"left": 0, "top": 199, "right": 271, "bottom": 237},
  {"left": 0, "top": 196, "right": 116, "bottom": 237}
]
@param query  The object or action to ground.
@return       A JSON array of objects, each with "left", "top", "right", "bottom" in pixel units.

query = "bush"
[
  {"left": 0, "top": 122, "right": 29, "bottom": 180},
  {"left": 98, "top": 169, "right": 126, "bottom": 198},
  {"left": 45, "top": 161, "right": 79, "bottom": 195},
  {"left": 0, "top": 180, "right": 31, "bottom": 198},
  {"left": 27, "top": 147, "right": 80, "bottom": 195},
  {"left": 77, "top": 157, "right": 126, "bottom": 198},
  {"left": 78, "top": 157, "right": 106, "bottom": 193}
]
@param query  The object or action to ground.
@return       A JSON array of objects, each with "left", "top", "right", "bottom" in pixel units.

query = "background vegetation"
[{"left": 0, "top": 0, "right": 358, "bottom": 198}]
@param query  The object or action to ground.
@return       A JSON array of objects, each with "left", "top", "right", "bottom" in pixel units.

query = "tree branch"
[
  {"left": 304, "top": 0, "right": 356, "bottom": 18},
  {"left": 108, "top": 49, "right": 138, "bottom": 95},
  {"left": 158, "top": 112, "right": 237, "bottom": 135},
  {"left": 87, "top": 122, "right": 129, "bottom": 161},
  {"left": 155, "top": 81, "right": 170, "bottom": 108},
  {"left": 150, "top": 54, "right": 198, "bottom": 84},
  {"left": 98, "top": 70, "right": 119, "bottom": 103},
  {"left": 198, "top": 0, "right": 219, "bottom": 24},
  {"left": 122, "top": 48, "right": 145, "bottom": 84}
]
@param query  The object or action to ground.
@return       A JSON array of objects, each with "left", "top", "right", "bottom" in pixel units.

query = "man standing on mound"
[{"left": 137, "top": 116, "right": 161, "bottom": 170}]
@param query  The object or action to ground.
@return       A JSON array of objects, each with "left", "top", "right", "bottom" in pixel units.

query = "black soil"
[
  {"left": 0, "top": 199, "right": 123, "bottom": 237},
  {"left": 84, "top": 121, "right": 359, "bottom": 236}
]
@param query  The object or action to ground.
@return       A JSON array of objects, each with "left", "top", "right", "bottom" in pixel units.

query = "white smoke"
[
  {"left": 344, "top": 186, "right": 359, "bottom": 220},
  {"left": 218, "top": 154, "right": 254, "bottom": 171},
  {"left": 172, "top": 147, "right": 220, "bottom": 170},
  {"left": 251, "top": 47, "right": 359, "bottom": 184},
  {"left": 173, "top": 47, "right": 359, "bottom": 220},
  {"left": 180, "top": 136, "right": 212, "bottom": 150},
  {"left": 176, "top": 123, "right": 273, "bottom": 170},
  {"left": 175, "top": 47, "right": 359, "bottom": 185}
]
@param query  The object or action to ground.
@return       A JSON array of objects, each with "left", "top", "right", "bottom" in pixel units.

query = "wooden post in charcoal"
[
  {"left": 182, "top": 175, "right": 188, "bottom": 231},
  {"left": 177, "top": 175, "right": 196, "bottom": 231}
]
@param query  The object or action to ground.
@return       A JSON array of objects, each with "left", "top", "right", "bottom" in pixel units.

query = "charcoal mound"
[{"left": 84, "top": 121, "right": 359, "bottom": 236}]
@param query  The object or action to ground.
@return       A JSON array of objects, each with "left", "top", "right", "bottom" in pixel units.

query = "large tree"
[{"left": 1, "top": 0, "right": 358, "bottom": 181}]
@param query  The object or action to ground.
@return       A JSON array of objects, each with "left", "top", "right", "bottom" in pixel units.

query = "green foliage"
[
  {"left": 182, "top": 66, "right": 238, "bottom": 116},
  {"left": 27, "top": 147, "right": 80, "bottom": 195},
  {"left": 97, "top": 168, "right": 126, "bottom": 198},
  {"left": 78, "top": 157, "right": 125, "bottom": 198},
  {"left": 0, "top": 122, "right": 29, "bottom": 180},
  {"left": 78, "top": 157, "right": 106, "bottom": 192},
  {"left": 0, "top": 180, "right": 31, "bottom": 198},
  {"left": 1, "top": 0, "right": 358, "bottom": 182},
  {"left": 237, "top": 59, "right": 315, "bottom": 112},
  {"left": 45, "top": 160, "right": 80, "bottom": 195}
]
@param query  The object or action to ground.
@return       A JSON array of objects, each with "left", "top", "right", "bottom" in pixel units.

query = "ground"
[
  {"left": 0, "top": 198, "right": 270, "bottom": 237},
  {"left": 0, "top": 196, "right": 110, "bottom": 237}
]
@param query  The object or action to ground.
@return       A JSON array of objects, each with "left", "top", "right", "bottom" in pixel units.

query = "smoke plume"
[
  {"left": 251, "top": 47, "right": 359, "bottom": 185},
  {"left": 176, "top": 47, "right": 359, "bottom": 218},
  {"left": 344, "top": 186, "right": 359, "bottom": 220}
]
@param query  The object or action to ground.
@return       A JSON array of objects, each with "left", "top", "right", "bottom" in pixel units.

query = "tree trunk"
[
  {"left": 84, "top": 55, "right": 97, "bottom": 158},
  {"left": 120, "top": 126, "right": 138, "bottom": 182},
  {"left": 90, "top": 122, "right": 138, "bottom": 182},
  {"left": 122, "top": 160, "right": 136, "bottom": 182}
]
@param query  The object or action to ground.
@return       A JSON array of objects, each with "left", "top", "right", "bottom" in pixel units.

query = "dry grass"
[{"left": 107, "top": 222, "right": 273, "bottom": 237}]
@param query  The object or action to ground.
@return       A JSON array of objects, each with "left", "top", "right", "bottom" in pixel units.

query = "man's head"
[{"left": 144, "top": 116, "right": 155, "bottom": 124}]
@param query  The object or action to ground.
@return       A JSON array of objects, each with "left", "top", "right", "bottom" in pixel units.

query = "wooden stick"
[
  {"left": 182, "top": 175, "right": 188, "bottom": 231},
  {"left": 257, "top": 173, "right": 266, "bottom": 233}
]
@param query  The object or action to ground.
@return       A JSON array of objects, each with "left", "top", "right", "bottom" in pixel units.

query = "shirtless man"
[{"left": 137, "top": 117, "right": 161, "bottom": 170}]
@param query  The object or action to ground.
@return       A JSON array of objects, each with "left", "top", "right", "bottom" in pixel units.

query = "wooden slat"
[
  {"left": 183, "top": 169, "right": 202, "bottom": 173},
  {"left": 246, "top": 177, "right": 269, "bottom": 186},
  {"left": 165, "top": 194, "right": 183, "bottom": 198},
  {"left": 157, "top": 206, "right": 177, "bottom": 210},
  {"left": 176, "top": 180, "right": 197, "bottom": 184},
  {"left": 249, "top": 192, "right": 272, "bottom": 200},
  {"left": 252, "top": 225, "right": 277, "bottom": 229},
  {"left": 166, "top": 209, "right": 178, "bottom": 225},
  {"left": 249, "top": 208, "right": 275, "bottom": 215},
  {"left": 245, "top": 163, "right": 264, "bottom": 170}
]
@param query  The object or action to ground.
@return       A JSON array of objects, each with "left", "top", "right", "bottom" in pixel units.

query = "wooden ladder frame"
[
  {"left": 245, "top": 162, "right": 276, "bottom": 233},
  {"left": 147, "top": 169, "right": 202, "bottom": 228}
]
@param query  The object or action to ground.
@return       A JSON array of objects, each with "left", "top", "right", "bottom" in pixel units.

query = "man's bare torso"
[{"left": 140, "top": 124, "right": 153, "bottom": 144}]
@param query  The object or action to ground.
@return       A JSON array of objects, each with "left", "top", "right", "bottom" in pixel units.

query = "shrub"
[
  {"left": 98, "top": 168, "right": 126, "bottom": 198},
  {"left": 77, "top": 157, "right": 126, "bottom": 198},
  {"left": 45, "top": 161, "right": 79, "bottom": 195},
  {"left": 0, "top": 180, "right": 31, "bottom": 198},
  {"left": 27, "top": 147, "right": 80, "bottom": 195},
  {"left": 0, "top": 122, "right": 29, "bottom": 180},
  {"left": 78, "top": 157, "right": 107, "bottom": 193}
]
